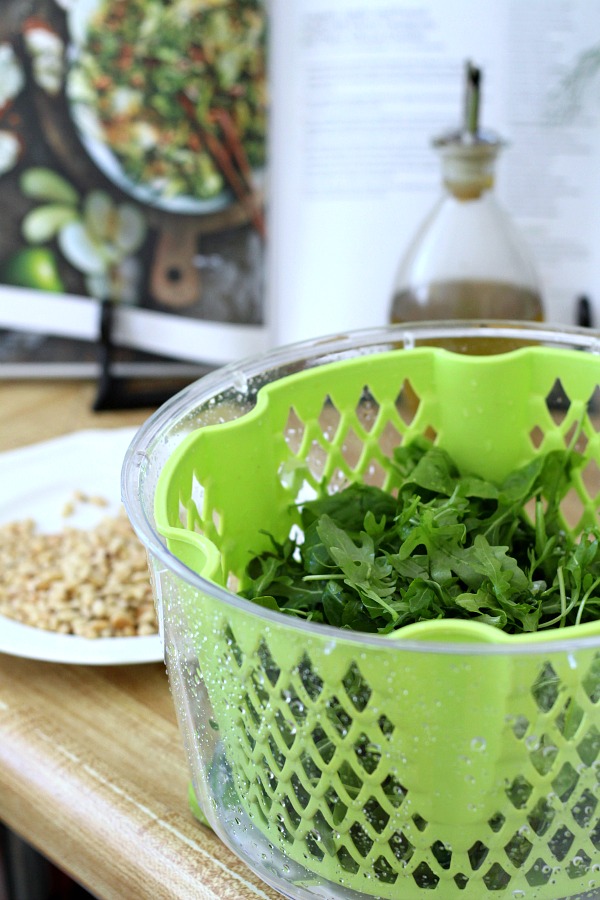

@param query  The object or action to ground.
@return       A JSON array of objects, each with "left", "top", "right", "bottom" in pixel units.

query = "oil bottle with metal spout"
[{"left": 389, "top": 61, "right": 544, "bottom": 345}]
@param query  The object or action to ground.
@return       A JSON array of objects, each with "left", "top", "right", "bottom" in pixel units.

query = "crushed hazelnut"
[{"left": 0, "top": 500, "right": 157, "bottom": 639}]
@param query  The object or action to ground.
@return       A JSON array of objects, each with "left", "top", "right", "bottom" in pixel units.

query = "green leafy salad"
[
  {"left": 70, "top": 0, "right": 266, "bottom": 201},
  {"left": 240, "top": 437, "right": 600, "bottom": 635}
]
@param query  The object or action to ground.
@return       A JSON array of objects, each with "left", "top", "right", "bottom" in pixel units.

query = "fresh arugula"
[{"left": 240, "top": 437, "right": 600, "bottom": 634}]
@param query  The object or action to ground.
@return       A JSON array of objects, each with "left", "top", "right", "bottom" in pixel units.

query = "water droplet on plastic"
[{"left": 232, "top": 370, "right": 248, "bottom": 394}]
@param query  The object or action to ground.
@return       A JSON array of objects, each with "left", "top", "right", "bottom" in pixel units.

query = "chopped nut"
[
  {"left": 89, "top": 495, "right": 109, "bottom": 507},
  {"left": 110, "top": 611, "right": 134, "bottom": 631},
  {"left": 0, "top": 507, "right": 158, "bottom": 639}
]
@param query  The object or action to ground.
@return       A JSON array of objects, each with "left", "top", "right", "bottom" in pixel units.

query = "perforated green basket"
[{"left": 125, "top": 326, "right": 600, "bottom": 900}]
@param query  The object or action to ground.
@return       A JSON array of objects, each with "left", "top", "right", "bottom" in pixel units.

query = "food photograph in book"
[{"left": 0, "top": 0, "right": 268, "bottom": 371}]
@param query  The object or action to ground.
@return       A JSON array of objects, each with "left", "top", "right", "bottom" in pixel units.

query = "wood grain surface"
[{"left": 0, "top": 381, "right": 281, "bottom": 900}]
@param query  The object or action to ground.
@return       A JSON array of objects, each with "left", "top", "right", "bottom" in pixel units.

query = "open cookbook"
[{"left": 1, "top": 0, "right": 599, "bottom": 377}]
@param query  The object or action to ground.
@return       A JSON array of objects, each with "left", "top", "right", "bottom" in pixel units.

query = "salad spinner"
[{"left": 122, "top": 322, "right": 600, "bottom": 900}]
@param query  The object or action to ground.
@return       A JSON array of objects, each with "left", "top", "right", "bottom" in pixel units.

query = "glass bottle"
[{"left": 389, "top": 62, "right": 544, "bottom": 347}]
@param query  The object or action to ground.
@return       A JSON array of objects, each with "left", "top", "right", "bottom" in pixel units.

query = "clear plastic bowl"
[{"left": 122, "top": 322, "right": 600, "bottom": 900}]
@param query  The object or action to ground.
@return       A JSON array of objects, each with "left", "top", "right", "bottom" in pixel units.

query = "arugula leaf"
[
  {"left": 403, "top": 445, "right": 459, "bottom": 497},
  {"left": 239, "top": 436, "right": 600, "bottom": 636},
  {"left": 301, "top": 483, "right": 397, "bottom": 531},
  {"left": 316, "top": 516, "right": 397, "bottom": 620}
]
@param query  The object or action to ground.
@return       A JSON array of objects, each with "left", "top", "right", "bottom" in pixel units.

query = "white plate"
[{"left": 0, "top": 428, "right": 163, "bottom": 665}]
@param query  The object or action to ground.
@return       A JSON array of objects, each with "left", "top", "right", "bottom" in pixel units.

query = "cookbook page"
[
  {"left": 0, "top": 0, "right": 269, "bottom": 378},
  {"left": 267, "top": 0, "right": 600, "bottom": 345}
]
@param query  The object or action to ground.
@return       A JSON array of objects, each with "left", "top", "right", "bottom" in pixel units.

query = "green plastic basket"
[{"left": 146, "top": 338, "right": 600, "bottom": 899}]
